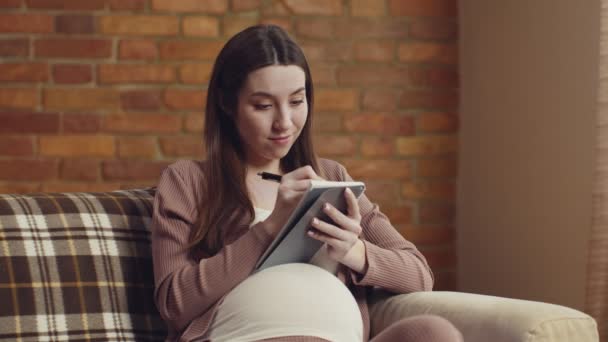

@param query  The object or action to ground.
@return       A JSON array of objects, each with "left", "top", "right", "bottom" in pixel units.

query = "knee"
[{"left": 398, "top": 315, "right": 462, "bottom": 342}]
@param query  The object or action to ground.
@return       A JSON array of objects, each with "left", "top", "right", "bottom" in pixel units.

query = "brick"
[
  {"left": 151, "top": 0, "right": 227, "bottom": 13},
  {"left": 0, "top": 88, "right": 38, "bottom": 110},
  {"left": 362, "top": 89, "right": 400, "bottom": 111},
  {"left": 361, "top": 137, "right": 395, "bottom": 157},
  {"left": 0, "top": 160, "right": 58, "bottom": 181},
  {"left": 261, "top": 1, "right": 289, "bottom": 16},
  {"left": 160, "top": 135, "right": 205, "bottom": 157},
  {"left": 108, "top": 0, "right": 146, "bottom": 10},
  {"left": 259, "top": 17, "right": 291, "bottom": 33},
  {"left": 315, "top": 89, "right": 358, "bottom": 112},
  {"left": 310, "top": 64, "right": 336, "bottom": 86},
  {"left": 26, "top": 0, "right": 105, "bottom": 10},
  {"left": 223, "top": 16, "right": 258, "bottom": 37},
  {"left": 60, "top": 158, "right": 99, "bottom": 181},
  {"left": 0, "top": 136, "right": 34, "bottom": 156},
  {"left": 120, "top": 90, "right": 162, "bottom": 110},
  {"left": 402, "top": 180, "right": 455, "bottom": 200},
  {"left": 419, "top": 247, "right": 456, "bottom": 270},
  {"left": 118, "top": 136, "right": 158, "bottom": 158},
  {"left": 0, "top": 112, "right": 59, "bottom": 133},
  {"left": 63, "top": 114, "right": 101, "bottom": 133},
  {"left": 344, "top": 113, "right": 415, "bottom": 135},
  {"left": 388, "top": 0, "right": 457, "bottom": 17},
  {"left": 56, "top": 15, "right": 94, "bottom": 34},
  {"left": 410, "top": 20, "right": 458, "bottom": 40},
  {"left": 183, "top": 16, "right": 220, "bottom": 37},
  {"left": 42, "top": 182, "right": 122, "bottom": 193},
  {"left": 432, "top": 271, "right": 456, "bottom": 290},
  {"left": 301, "top": 41, "right": 352, "bottom": 62},
  {"left": 399, "top": 90, "right": 458, "bottom": 109},
  {"left": 35, "top": 39, "right": 112, "bottom": 59},
  {"left": 102, "top": 160, "right": 170, "bottom": 181},
  {"left": 398, "top": 42, "right": 458, "bottom": 64},
  {"left": 103, "top": 113, "right": 182, "bottom": 133},
  {"left": 409, "top": 67, "right": 459, "bottom": 88},
  {"left": 0, "top": 63, "right": 48, "bottom": 82},
  {"left": 0, "top": 14, "right": 53, "bottom": 33},
  {"left": 40, "top": 136, "right": 116, "bottom": 157},
  {"left": 44, "top": 88, "right": 120, "bottom": 111},
  {"left": 184, "top": 112, "right": 205, "bottom": 132},
  {"left": 312, "top": 113, "right": 342, "bottom": 132},
  {"left": 419, "top": 202, "right": 455, "bottom": 225},
  {"left": 381, "top": 205, "right": 413, "bottom": 224},
  {"left": 159, "top": 40, "right": 224, "bottom": 60},
  {"left": 351, "top": 0, "right": 385, "bottom": 17},
  {"left": 417, "top": 112, "right": 458, "bottom": 133},
  {"left": 179, "top": 63, "right": 213, "bottom": 84},
  {"left": 363, "top": 181, "right": 399, "bottom": 203},
  {"left": 99, "top": 15, "right": 179, "bottom": 36},
  {"left": 0, "top": 183, "right": 41, "bottom": 194},
  {"left": 0, "top": 39, "right": 29, "bottom": 57},
  {"left": 396, "top": 135, "right": 458, "bottom": 156},
  {"left": 314, "top": 135, "right": 357, "bottom": 156},
  {"left": 52, "top": 64, "right": 92, "bottom": 84},
  {"left": 341, "top": 159, "right": 411, "bottom": 180},
  {"left": 283, "top": 0, "right": 342, "bottom": 15},
  {"left": 119, "top": 39, "right": 158, "bottom": 60},
  {"left": 337, "top": 66, "right": 409, "bottom": 86},
  {"left": 164, "top": 89, "right": 206, "bottom": 110},
  {"left": 354, "top": 41, "right": 395, "bottom": 62},
  {"left": 231, "top": 0, "right": 260, "bottom": 11},
  {"left": 0, "top": 0, "right": 21, "bottom": 8},
  {"left": 295, "top": 18, "right": 335, "bottom": 39},
  {"left": 98, "top": 64, "right": 175, "bottom": 84},
  {"left": 398, "top": 225, "right": 455, "bottom": 245},
  {"left": 417, "top": 157, "right": 457, "bottom": 178},
  {"left": 335, "top": 18, "right": 408, "bottom": 39}
]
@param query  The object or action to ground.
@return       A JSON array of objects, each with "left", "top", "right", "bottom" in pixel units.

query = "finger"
[
  {"left": 310, "top": 217, "right": 351, "bottom": 241},
  {"left": 284, "top": 165, "right": 322, "bottom": 181},
  {"left": 322, "top": 203, "right": 361, "bottom": 234},
  {"left": 344, "top": 188, "right": 361, "bottom": 221},
  {"left": 307, "top": 228, "right": 343, "bottom": 248},
  {"left": 280, "top": 178, "right": 312, "bottom": 192}
]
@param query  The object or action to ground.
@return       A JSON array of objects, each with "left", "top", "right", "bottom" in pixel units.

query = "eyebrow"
[{"left": 250, "top": 87, "right": 306, "bottom": 98}]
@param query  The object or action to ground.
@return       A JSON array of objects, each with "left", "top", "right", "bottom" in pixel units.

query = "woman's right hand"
[{"left": 262, "top": 165, "right": 322, "bottom": 237}]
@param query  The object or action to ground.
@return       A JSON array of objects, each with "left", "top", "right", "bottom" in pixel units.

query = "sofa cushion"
[{"left": 0, "top": 188, "right": 167, "bottom": 341}]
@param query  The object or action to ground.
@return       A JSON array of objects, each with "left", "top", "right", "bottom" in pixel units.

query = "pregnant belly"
[{"left": 208, "top": 263, "right": 363, "bottom": 342}]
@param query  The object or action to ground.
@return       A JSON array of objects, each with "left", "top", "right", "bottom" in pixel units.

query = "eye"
[
  {"left": 290, "top": 99, "right": 304, "bottom": 106},
  {"left": 254, "top": 104, "right": 272, "bottom": 111}
]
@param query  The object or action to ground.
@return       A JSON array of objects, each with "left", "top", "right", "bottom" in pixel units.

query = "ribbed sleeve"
[
  {"left": 318, "top": 159, "right": 434, "bottom": 292},
  {"left": 151, "top": 161, "right": 274, "bottom": 332}
]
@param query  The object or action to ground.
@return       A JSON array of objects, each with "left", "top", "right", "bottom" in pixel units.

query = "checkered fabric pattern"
[{"left": 0, "top": 189, "right": 167, "bottom": 341}]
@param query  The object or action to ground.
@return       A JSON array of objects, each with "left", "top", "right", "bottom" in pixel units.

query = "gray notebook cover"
[{"left": 254, "top": 182, "right": 365, "bottom": 272}]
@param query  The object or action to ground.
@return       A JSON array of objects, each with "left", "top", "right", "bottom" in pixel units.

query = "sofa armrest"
[{"left": 368, "top": 290, "right": 598, "bottom": 342}]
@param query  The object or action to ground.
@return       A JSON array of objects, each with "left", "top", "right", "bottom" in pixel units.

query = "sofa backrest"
[{"left": 0, "top": 188, "right": 167, "bottom": 341}]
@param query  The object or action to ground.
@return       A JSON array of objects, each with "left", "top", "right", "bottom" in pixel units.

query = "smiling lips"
[{"left": 269, "top": 135, "right": 290, "bottom": 144}]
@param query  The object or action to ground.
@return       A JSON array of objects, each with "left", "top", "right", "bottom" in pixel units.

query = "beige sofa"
[
  {"left": 0, "top": 188, "right": 598, "bottom": 341},
  {"left": 370, "top": 290, "right": 599, "bottom": 341}
]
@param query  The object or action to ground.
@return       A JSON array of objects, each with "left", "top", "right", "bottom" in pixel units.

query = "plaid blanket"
[{"left": 0, "top": 189, "right": 167, "bottom": 341}]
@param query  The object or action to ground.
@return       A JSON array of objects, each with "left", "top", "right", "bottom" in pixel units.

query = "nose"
[{"left": 272, "top": 104, "right": 293, "bottom": 131}]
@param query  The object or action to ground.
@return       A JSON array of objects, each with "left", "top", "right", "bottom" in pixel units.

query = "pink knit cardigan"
[{"left": 151, "top": 158, "right": 434, "bottom": 341}]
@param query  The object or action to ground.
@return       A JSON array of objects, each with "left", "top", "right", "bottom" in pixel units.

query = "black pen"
[{"left": 257, "top": 172, "right": 282, "bottom": 183}]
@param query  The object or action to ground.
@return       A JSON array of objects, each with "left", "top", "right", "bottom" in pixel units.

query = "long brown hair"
[{"left": 190, "top": 25, "right": 320, "bottom": 256}]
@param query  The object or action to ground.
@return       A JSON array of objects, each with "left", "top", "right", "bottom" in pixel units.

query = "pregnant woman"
[{"left": 151, "top": 24, "right": 463, "bottom": 342}]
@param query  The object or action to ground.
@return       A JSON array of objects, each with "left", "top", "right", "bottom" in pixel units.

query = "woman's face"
[{"left": 236, "top": 64, "right": 308, "bottom": 167}]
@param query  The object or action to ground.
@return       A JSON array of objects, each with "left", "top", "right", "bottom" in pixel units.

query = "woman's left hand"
[{"left": 308, "top": 187, "right": 367, "bottom": 273}]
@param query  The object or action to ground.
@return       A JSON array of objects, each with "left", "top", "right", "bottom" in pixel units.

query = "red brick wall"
[{"left": 0, "top": 0, "right": 458, "bottom": 290}]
